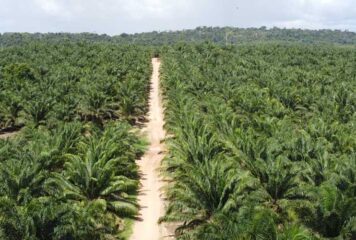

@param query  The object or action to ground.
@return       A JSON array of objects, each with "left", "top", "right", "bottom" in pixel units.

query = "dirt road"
[
  {"left": 0, "top": 131, "right": 18, "bottom": 139},
  {"left": 130, "top": 58, "right": 173, "bottom": 240}
]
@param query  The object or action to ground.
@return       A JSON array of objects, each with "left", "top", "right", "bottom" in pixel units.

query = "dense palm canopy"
[
  {"left": 160, "top": 43, "right": 356, "bottom": 239},
  {"left": 0, "top": 42, "right": 151, "bottom": 239},
  {"left": 1, "top": 35, "right": 355, "bottom": 240},
  {"left": 0, "top": 42, "right": 151, "bottom": 128}
]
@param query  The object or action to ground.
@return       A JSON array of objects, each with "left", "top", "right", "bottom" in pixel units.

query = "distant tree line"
[{"left": 1, "top": 26, "right": 356, "bottom": 47}]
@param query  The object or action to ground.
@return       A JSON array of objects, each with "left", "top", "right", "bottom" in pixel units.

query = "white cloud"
[
  {"left": 278, "top": 0, "right": 356, "bottom": 29},
  {"left": 122, "top": 0, "right": 191, "bottom": 19},
  {"left": 0, "top": 0, "right": 355, "bottom": 34},
  {"left": 34, "top": 0, "right": 62, "bottom": 14}
]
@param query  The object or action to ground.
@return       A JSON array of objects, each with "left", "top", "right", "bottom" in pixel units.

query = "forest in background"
[{"left": 1, "top": 26, "right": 356, "bottom": 47}]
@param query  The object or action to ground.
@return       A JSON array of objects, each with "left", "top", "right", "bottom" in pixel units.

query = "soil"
[
  {"left": 0, "top": 131, "right": 18, "bottom": 139},
  {"left": 130, "top": 58, "right": 175, "bottom": 240}
]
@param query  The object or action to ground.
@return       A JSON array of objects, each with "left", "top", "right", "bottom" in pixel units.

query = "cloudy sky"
[{"left": 0, "top": 0, "right": 355, "bottom": 34}]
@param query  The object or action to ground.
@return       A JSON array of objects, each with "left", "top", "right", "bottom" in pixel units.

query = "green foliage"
[
  {"left": 1, "top": 27, "right": 356, "bottom": 46},
  {"left": 0, "top": 42, "right": 151, "bottom": 239},
  {"left": 0, "top": 122, "right": 146, "bottom": 239},
  {"left": 1, "top": 31, "right": 355, "bottom": 239},
  {"left": 160, "top": 43, "right": 356, "bottom": 239},
  {"left": 0, "top": 42, "right": 151, "bottom": 129}
]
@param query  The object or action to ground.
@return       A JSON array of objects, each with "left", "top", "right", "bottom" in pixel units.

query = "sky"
[{"left": 0, "top": 0, "right": 355, "bottom": 35}]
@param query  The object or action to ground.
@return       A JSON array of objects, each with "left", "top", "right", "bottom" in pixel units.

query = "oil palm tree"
[
  {"left": 23, "top": 94, "right": 55, "bottom": 127},
  {"left": 115, "top": 76, "right": 149, "bottom": 122},
  {"left": 78, "top": 86, "right": 113, "bottom": 127},
  {"left": 0, "top": 155, "right": 48, "bottom": 205},
  {"left": 308, "top": 183, "right": 356, "bottom": 238},
  {"left": 0, "top": 91, "right": 23, "bottom": 129},
  {"left": 161, "top": 156, "right": 257, "bottom": 236},
  {"left": 48, "top": 123, "right": 143, "bottom": 218}
]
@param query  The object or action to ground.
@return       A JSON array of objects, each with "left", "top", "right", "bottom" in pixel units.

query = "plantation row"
[
  {"left": 0, "top": 43, "right": 152, "bottom": 239},
  {"left": 160, "top": 43, "right": 356, "bottom": 239},
  {"left": 0, "top": 42, "right": 151, "bottom": 129},
  {"left": 1, "top": 40, "right": 355, "bottom": 239}
]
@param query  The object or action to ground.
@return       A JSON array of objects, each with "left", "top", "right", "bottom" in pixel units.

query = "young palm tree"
[
  {"left": 115, "top": 76, "right": 148, "bottom": 123},
  {"left": 0, "top": 155, "right": 48, "bottom": 205},
  {"left": 78, "top": 86, "right": 112, "bottom": 127},
  {"left": 0, "top": 196, "right": 35, "bottom": 240},
  {"left": 0, "top": 91, "right": 23, "bottom": 129},
  {"left": 308, "top": 183, "right": 356, "bottom": 238},
  {"left": 23, "top": 94, "right": 55, "bottom": 127},
  {"left": 161, "top": 155, "right": 257, "bottom": 236},
  {"left": 48, "top": 123, "right": 143, "bottom": 218}
]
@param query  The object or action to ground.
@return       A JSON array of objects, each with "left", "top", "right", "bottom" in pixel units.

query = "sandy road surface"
[
  {"left": 130, "top": 58, "right": 174, "bottom": 240},
  {"left": 0, "top": 131, "right": 18, "bottom": 139}
]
